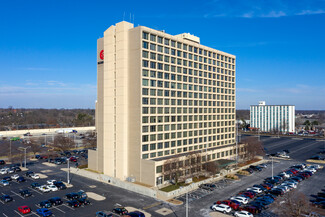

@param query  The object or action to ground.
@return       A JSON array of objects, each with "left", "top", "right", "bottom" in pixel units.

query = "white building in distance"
[{"left": 250, "top": 101, "right": 295, "bottom": 133}]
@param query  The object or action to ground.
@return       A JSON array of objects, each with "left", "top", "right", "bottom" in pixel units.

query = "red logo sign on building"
[{"left": 100, "top": 50, "right": 104, "bottom": 60}]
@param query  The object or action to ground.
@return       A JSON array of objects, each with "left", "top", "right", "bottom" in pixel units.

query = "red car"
[
  {"left": 215, "top": 200, "right": 239, "bottom": 210},
  {"left": 69, "top": 157, "right": 77, "bottom": 162},
  {"left": 240, "top": 206, "right": 262, "bottom": 214},
  {"left": 289, "top": 168, "right": 298, "bottom": 174},
  {"left": 18, "top": 206, "right": 31, "bottom": 214},
  {"left": 238, "top": 191, "right": 255, "bottom": 199}
]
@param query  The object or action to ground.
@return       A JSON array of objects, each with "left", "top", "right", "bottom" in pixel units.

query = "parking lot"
[{"left": 1, "top": 135, "right": 325, "bottom": 217}]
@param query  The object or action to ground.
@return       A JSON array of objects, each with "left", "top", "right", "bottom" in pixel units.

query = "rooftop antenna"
[
  {"left": 133, "top": 14, "right": 135, "bottom": 24},
  {"left": 123, "top": 12, "right": 125, "bottom": 21},
  {"left": 129, "top": 13, "right": 131, "bottom": 22}
]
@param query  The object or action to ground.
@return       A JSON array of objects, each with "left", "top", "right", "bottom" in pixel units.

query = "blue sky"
[{"left": 0, "top": 0, "right": 324, "bottom": 109}]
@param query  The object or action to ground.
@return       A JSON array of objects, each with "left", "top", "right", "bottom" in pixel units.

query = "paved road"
[{"left": 242, "top": 135, "right": 325, "bottom": 161}]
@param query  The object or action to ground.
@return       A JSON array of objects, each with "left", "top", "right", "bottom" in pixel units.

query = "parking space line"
[
  {"left": 31, "top": 211, "right": 41, "bottom": 217},
  {"left": 11, "top": 191, "right": 25, "bottom": 199},
  {"left": 62, "top": 204, "right": 75, "bottom": 210},
  {"left": 14, "top": 210, "right": 24, "bottom": 217},
  {"left": 52, "top": 206, "right": 66, "bottom": 213},
  {"left": 3, "top": 213, "right": 9, "bottom": 217}
]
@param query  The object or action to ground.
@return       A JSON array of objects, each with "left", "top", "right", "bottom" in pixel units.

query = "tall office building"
[
  {"left": 88, "top": 21, "right": 237, "bottom": 187},
  {"left": 250, "top": 101, "right": 295, "bottom": 133}
]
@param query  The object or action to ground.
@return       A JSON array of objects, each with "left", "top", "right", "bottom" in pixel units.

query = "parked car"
[
  {"left": 211, "top": 204, "right": 232, "bottom": 213},
  {"left": 39, "top": 200, "right": 52, "bottom": 208},
  {"left": 3, "top": 176, "right": 12, "bottom": 181},
  {"left": 47, "top": 185, "right": 58, "bottom": 192},
  {"left": 66, "top": 200, "right": 81, "bottom": 208},
  {"left": 47, "top": 180, "right": 56, "bottom": 185},
  {"left": 234, "top": 210, "right": 254, "bottom": 217},
  {"left": 77, "top": 198, "right": 90, "bottom": 205},
  {"left": 240, "top": 206, "right": 262, "bottom": 214},
  {"left": 215, "top": 200, "right": 239, "bottom": 210},
  {"left": 17, "top": 176, "right": 26, "bottom": 183},
  {"left": 25, "top": 171, "right": 34, "bottom": 177},
  {"left": 0, "top": 180, "right": 9, "bottom": 186},
  {"left": 53, "top": 181, "right": 67, "bottom": 190},
  {"left": 18, "top": 206, "right": 31, "bottom": 214},
  {"left": 31, "top": 182, "right": 41, "bottom": 189},
  {"left": 199, "top": 183, "right": 217, "bottom": 191},
  {"left": 31, "top": 174, "right": 40, "bottom": 179},
  {"left": 66, "top": 192, "right": 79, "bottom": 200},
  {"left": 96, "top": 211, "right": 113, "bottom": 217},
  {"left": 49, "top": 197, "right": 63, "bottom": 206},
  {"left": 0, "top": 160, "right": 5, "bottom": 165},
  {"left": 230, "top": 196, "right": 248, "bottom": 204},
  {"left": 127, "top": 211, "right": 146, "bottom": 217},
  {"left": 112, "top": 207, "right": 128, "bottom": 215},
  {"left": 39, "top": 185, "right": 51, "bottom": 193},
  {"left": 20, "top": 190, "right": 32, "bottom": 197},
  {"left": 0, "top": 195, "right": 13, "bottom": 203},
  {"left": 11, "top": 174, "right": 20, "bottom": 180},
  {"left": 36, "top": 208, "right": 53, "bottom": 217}
]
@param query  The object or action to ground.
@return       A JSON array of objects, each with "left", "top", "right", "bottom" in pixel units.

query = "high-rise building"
[
  {"left": 88, "top": 21, "right": 237, "bottom": 187},
  {"left": 250, "top": 101, "right": 295, "bottom": 133}
]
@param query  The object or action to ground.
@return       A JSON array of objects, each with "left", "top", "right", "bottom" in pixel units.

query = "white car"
[
  {"left": 278, "top": 154, "right": 290, "bottom": 158},
  {"left": 31, "top": 174, "right": 40, "bottom": 179},
  {"left": 311, "top": 164, "right": 320, "bottom": 169},
  {"left": 47, "top": 185, "right": 58, "bottom": 191},
  {"left": 234, "top": 210, "right": 254, "bottom": 217},
  {"left": 0, "top": 180, "right": 9, "bottom": 186},
  {"left": 7, "top": 168, "right": 15, "bottom": 174},
  {"left": 247, "top": 187, "right": 262, "bottom": 193},
  {"left": 0, "top": 169, "right": 7, "bottom": 174},
  {"left": 11, "top": 174, "right": 20, "bottom": 180},
  {"left": 282, "top": 182, "right": 297, "bottom": 188},
  {"left": 38, "top": 185, "right": 51, "bottom": 193},
  {"left": 230, "top": 196, "right": 248, "bottom": 204},
  {"left": 306, "top": 167, "right": 316, "bottom": 173},
  {"left": 279, "top": 172, "right": 290, "bottom": 178},
  {"left": 211, "top": 204, "right": 232, "bottom": 213},
  {"left": 46, "top": 180, "right": 56, "bottom": 185}
]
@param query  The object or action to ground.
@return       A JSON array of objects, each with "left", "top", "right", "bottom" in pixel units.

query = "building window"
[{"left": 143, "top": 32, "right": 149, "bottom": 39}]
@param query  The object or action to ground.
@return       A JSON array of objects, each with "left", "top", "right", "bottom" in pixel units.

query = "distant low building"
[{"left": 250, "top": 101, "right": 295, "bottom": 133}]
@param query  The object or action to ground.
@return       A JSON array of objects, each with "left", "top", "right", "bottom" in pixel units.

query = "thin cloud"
[{"left": 205, "top": 0, "right": 325, "bottom": 18}]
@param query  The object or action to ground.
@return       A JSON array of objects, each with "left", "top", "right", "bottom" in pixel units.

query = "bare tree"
[
  {"left": 273, "top": 191, "right": 312, "bottom": 217},
  {"left": 53, "top": 135, "right": 75, "bottom": 153},
  {"left": 203, "top": 161, "right": 220, "bottom": 176},
  {"left": 241, "top": 137, "right": 265, "bottom": 160},
  {"left": 26, "top": 139, "right": 41, "bottom": 158}
]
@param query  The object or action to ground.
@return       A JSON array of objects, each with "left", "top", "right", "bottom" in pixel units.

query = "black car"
[
  {"left": 0, "top": 195, "right": 13, "bottom": 203},
  {"left": 53, "top": 181, "right": 67, "bottom": 190},
  {"left": 66, "top": 193, "right": 79, "bottom": 200},
  {"left": 127, "top": 211, "right": 145, "bottom": 217},
  {"left": 20, "top": 190, "right": 32, "bottom": 197},
  {"left": 14, "top": 166, "right": 21, "bottom": 172},
  {"left": 77, "top": 198, "right": 90, "bottom": 205},
  {"left": 3, "top": 176, "right": 12, "bottom": 181},
  {"left": 49, "top": 197, "right": 63, "bottom": 206},
  {"left": 244, "top": 168, "right": 254, "bottom": 174},
  {"left": 39, "top": 200, "right": 52, "bottom": 208},
  {"left": 17, "top": 176, "right": 26, "bottom": 183},
  {"left": 112, "top": 207, "right": 128, "bottom": 215},
  {"left": 249, "top": 202, "right": 269, "bottom": 210},
  {"left": 318, "top": 192, "right": 325, "bottom": 198},
  {"left": 0, "top": 160, "right": 5, "bottom": 165},
  {"left": 25, "top": 171, "right": 34, "bottom": 177},
  {"left": 66, "top": 200, "right": 81, "bottom": 208},
  {"left": 31, "top": 182, "right": 41, "bottom": 189},
  {"left": 269, "top": 189, "right": 283, "bottom": 196}
]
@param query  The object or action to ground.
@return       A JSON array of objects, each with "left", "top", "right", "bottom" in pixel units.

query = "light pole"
[
  {"left": 18, "top": 146, "right": 31, "bottom": 168},
  {"left": 271, "top": 156, "right": 274, "bottom": 180},
  {"left": 9, "top": 139, "right": 12, "bottom": 162},
  {"left": 186, "top": 192, "right": 188, "bottom": 217},
  {"left": 67, "top": 158, "right": 70, "bottom": 184}
]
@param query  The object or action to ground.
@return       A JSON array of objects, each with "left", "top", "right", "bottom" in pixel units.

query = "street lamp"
[
  {"left": 67, "top": 158, "right": 70, "bottom": 184},
  {"left": 18, "top": 146, "right": 31, "bottom": 168}
]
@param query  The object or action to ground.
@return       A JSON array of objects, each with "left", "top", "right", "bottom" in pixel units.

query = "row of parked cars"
[
  {"left": 210, "top": 163, "right": 321, "bottom": 216},
  {"left": 96, "top": 207, "right": 146, "bottom": 217},
  {"left": 8, "top": 190, "right": 89, "bottom": 216}
]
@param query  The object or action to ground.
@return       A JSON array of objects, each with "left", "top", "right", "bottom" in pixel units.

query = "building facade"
[
  {"left": 250, "top": 101, "right": 295, "bottom": 133},
  {"left": 88, "top": 21, "right": 237, "bottom": 187}
]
